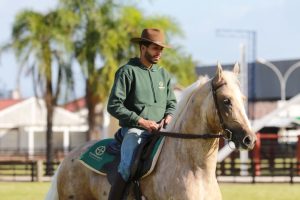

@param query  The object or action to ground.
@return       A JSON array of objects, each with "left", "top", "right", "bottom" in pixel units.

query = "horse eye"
[{"left": 223, "top": 98, "right": 231, "bottom": 106}]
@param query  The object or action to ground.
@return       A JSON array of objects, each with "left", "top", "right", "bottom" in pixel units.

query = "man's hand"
[
  {"left": 162, "top": 115, "right": 172, "bottom": 129},
  {"left": 138, "top": 118, "right": 159, "bottom": 133}
]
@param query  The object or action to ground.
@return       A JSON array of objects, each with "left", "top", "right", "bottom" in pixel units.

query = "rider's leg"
[
  {"left": 108, "top": 172, "right": 127, "bottom": 200},
  {"left": 108, "top": 128, "right": 150, "bottom": 200}
]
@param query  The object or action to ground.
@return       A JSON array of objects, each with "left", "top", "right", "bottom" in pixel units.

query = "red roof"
[
  {"left": 0, "top": 99, "right": 24, "bottom": 111},
  {"left": 63, "top": 97, "right": 86, "bottom": 112}
]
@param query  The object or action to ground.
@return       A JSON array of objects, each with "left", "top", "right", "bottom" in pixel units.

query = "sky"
[{"left": 0, "top": 0, "right": 299, "bottom": 98}]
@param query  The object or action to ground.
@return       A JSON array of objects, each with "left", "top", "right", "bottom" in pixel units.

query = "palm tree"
[
  {"left": 7, "top": 9, "right": 77, "bottom": 175},
  {"left": 60, "top": 0, "right": 124, "bottom": 140}
]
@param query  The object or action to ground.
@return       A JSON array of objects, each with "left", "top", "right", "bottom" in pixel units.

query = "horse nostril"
[{"left": 243, "top": 135, "right": 252, "bottom": 146}]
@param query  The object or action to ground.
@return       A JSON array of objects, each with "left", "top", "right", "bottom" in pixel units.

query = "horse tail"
[{"left": 45, "top": 165, "right": 60, "bottom": 200}]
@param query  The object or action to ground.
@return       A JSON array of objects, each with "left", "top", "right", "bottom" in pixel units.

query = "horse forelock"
[
  {"left": 221, "top": 71, "right": 251, "bottom": 128},
  {"left": 222, "top": 71, "right": 240, "bottom": 88},
  {"left": 219, "top": 71, "right": 246, "bottom": 109}
]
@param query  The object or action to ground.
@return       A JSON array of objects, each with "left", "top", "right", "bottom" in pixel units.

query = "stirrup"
[{"left": 134, "top": 196, "right": 147, "bottom": 200}]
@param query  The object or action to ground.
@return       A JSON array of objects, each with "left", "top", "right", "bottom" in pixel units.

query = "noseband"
[{"left": 155, "top": 80, "right": 232, "bottom": 140}]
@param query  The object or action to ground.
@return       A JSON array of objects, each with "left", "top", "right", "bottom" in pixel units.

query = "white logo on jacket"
[{"left": 158, "top": 81, "right": 165, "bottom": 90}]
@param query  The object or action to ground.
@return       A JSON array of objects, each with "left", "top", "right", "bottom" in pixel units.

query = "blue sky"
[{"left": 0, "top": 0, "right": 299, "bottom": 98}]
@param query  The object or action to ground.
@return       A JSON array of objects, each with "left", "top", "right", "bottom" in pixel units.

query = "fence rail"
[
  {"left": 0, "top": 161, "right": 36, "bottom": 182},
  {"left": 0, "top": 161, "right": 60, "bottom": 182},
  {"left": 1, "top": 159, "right": 300, "bottom": 183},
  {"left": 217, "top": 160, "right": 300, "bottom": 183}
]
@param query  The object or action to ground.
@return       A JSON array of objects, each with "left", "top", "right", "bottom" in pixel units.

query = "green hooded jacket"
[{"left": 107, "top": 57, "right": 177, "bottom": 128}]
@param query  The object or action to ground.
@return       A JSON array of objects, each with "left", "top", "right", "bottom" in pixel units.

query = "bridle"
[
  {"left": 154, "top": 79, "right": 232, "bottom": 141},
  {"left": 211, "top": 79, "right": 233, "bottom": 140}
]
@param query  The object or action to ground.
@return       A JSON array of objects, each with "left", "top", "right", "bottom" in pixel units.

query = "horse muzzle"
[
  {"left": 241, "top": 134, "right": 256, "bottom": 149},
  {"left": 230, "top": 129, "right": 256, "bottom": 150}
]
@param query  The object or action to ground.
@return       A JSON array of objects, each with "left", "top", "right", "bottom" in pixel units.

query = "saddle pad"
[
  {"left": 79, "top": 138, "right": 115, "bottom": 175},
  {"left": 79, "top": 137, "right": 165, "bottom": 178}
]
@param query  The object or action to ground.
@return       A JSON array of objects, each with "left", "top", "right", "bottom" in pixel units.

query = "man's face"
[{"left": 142, "top": 43, "right": 164, "bottom": 64}]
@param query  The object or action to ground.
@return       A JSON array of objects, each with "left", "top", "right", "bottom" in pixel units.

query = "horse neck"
[{"left": 163, "top": 81, "right": 221, "bottom": 174}]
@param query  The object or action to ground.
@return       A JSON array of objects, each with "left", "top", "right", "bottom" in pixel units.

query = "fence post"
[
  {"left": 297, "top": 136, "right": 300, "bottom": 175},
  {"left": 289, "top": 161, "right": 294, "bottom": 184},
  {"left": 36, "top": 160, "right": 43, "bottom": 182},
  {"left": 251, "top": 160, "right": 256, "bottom": 184},
  {"left": 219, "top": 138, "right": 225, "bottom": 175},
  {"left": 253, "top": 132, "right": 261, "bottom": 176},
  {"left": 31, "top": 161, "right": 35, "bottom": 182}
]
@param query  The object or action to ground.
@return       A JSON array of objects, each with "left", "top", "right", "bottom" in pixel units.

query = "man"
[{"left": 107, "top": 28, "right": 177, "bottom": 200}]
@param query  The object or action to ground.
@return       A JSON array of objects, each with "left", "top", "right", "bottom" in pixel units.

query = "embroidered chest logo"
[{"left": 158, "top": 81, "right": 165, "bottom": 90}]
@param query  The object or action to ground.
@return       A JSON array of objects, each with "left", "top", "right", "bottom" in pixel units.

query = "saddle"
[
  {"left": 79, "top": 128, "right": 165, "bottom": 184},
  {"left": 108, "top": 130, "right": 163, "bottom": 183}
]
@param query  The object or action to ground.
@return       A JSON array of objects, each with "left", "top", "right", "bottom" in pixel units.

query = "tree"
[
  {"left": 160, "top": 47, "right": 196, "bottom": 86},
  {"left": 59, "top": 0, "right": 196, "bottom": 140},
  {"left": 5, "top": 9, "right": 77, "bottom": 175}
]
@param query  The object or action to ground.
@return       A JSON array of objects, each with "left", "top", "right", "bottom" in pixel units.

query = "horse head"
[{"left": 211, "top": 62, "right": 256, "bottom": 150}]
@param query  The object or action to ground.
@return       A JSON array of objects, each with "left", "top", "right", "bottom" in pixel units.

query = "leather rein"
[{"left": 154, "top": 80, "right": 232, "bottom": 141}]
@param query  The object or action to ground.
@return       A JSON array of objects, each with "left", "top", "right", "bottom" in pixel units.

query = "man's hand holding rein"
[{"left": 138, "top": 118, "right": 159, "bottom": 133}]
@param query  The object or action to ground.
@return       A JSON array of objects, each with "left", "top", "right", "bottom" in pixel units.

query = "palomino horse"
[{"left": 46, "top": 63, "right": 256, "bottom": 200}]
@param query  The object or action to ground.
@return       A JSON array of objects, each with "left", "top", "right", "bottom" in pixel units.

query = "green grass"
[
  {"left": 0, "top": 182, "right": 299, "bottom": 200},
  {"left": 0, "top": 182, "right": 50, "bottom": 200},
  {"left": 220, "top": 183, "right": 300, "bottom": 200}
]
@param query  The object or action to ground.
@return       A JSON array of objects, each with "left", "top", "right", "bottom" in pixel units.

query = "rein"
[
  {"left": 155, "top": 79, "right": 232, "bottom": 141},
  {"left": 154, "top": 130, "right": 228, "bottom": 139}
]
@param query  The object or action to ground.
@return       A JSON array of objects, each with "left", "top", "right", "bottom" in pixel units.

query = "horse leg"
[
  {"left": 45, "top": 165, "right": 60, "bottom": 200},
  {"left": 56, "top": 152, "right": 96, "bottom": 199}
]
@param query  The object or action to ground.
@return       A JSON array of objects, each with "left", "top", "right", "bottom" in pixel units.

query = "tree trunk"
[
  {"left": 45, "top": 80, "right": 55, "bottom": 176},
  {"left": 85, "top": 79, "right": 100, "bottom": 141}
]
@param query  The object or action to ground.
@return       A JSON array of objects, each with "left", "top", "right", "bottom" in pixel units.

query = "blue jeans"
[{"left": 118, "top": 127, "right": 151, "bottom": 181}]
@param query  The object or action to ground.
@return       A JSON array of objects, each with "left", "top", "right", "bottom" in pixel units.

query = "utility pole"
[
  {"left": 240, "top": 43, "right": 248, "bottom": 112},
  {"left": 216, "top": 29, "right": 257, "bottom": 176},
  {"left": 216, "top": 29, "right": 257, "bottom": 119}
]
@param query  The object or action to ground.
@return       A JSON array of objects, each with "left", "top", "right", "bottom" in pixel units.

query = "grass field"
[
  {"left": 220, "top": 183, "right": 300, "bottom": 200},
  {"left": 0, "top": 182, "right": 299, "bottom": 200}
]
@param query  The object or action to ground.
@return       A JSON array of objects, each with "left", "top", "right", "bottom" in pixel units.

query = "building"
[
  {"left": 196, "top": 58, "right": 300, "bottom": 119},
  {"left": 0, "top": 97, "right": 88, "bottom": 160}
]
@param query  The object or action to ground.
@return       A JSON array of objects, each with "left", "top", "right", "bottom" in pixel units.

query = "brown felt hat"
[{"left": 130, "top": 28, "right": 171, "bottom": 48}]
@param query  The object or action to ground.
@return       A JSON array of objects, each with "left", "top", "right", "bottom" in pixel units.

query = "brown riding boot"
[{"left": 108, "top": 173, "right": 127, "bottom": 200}]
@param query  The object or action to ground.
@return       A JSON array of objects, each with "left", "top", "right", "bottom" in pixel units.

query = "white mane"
[{"left": 167, "top": 76, "right": 209, "bottom": 130}]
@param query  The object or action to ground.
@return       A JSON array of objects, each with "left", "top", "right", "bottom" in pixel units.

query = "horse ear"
[
  {"left": 233, "top": 62, "right": 240, "bottom": 75},
  {"left": 214, "top": 62, "right": 223, "bottom": 82}
]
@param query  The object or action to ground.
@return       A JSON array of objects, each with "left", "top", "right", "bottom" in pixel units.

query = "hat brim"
[{"left": 130, "top": 37, "right": 172, "bottom": 48}]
